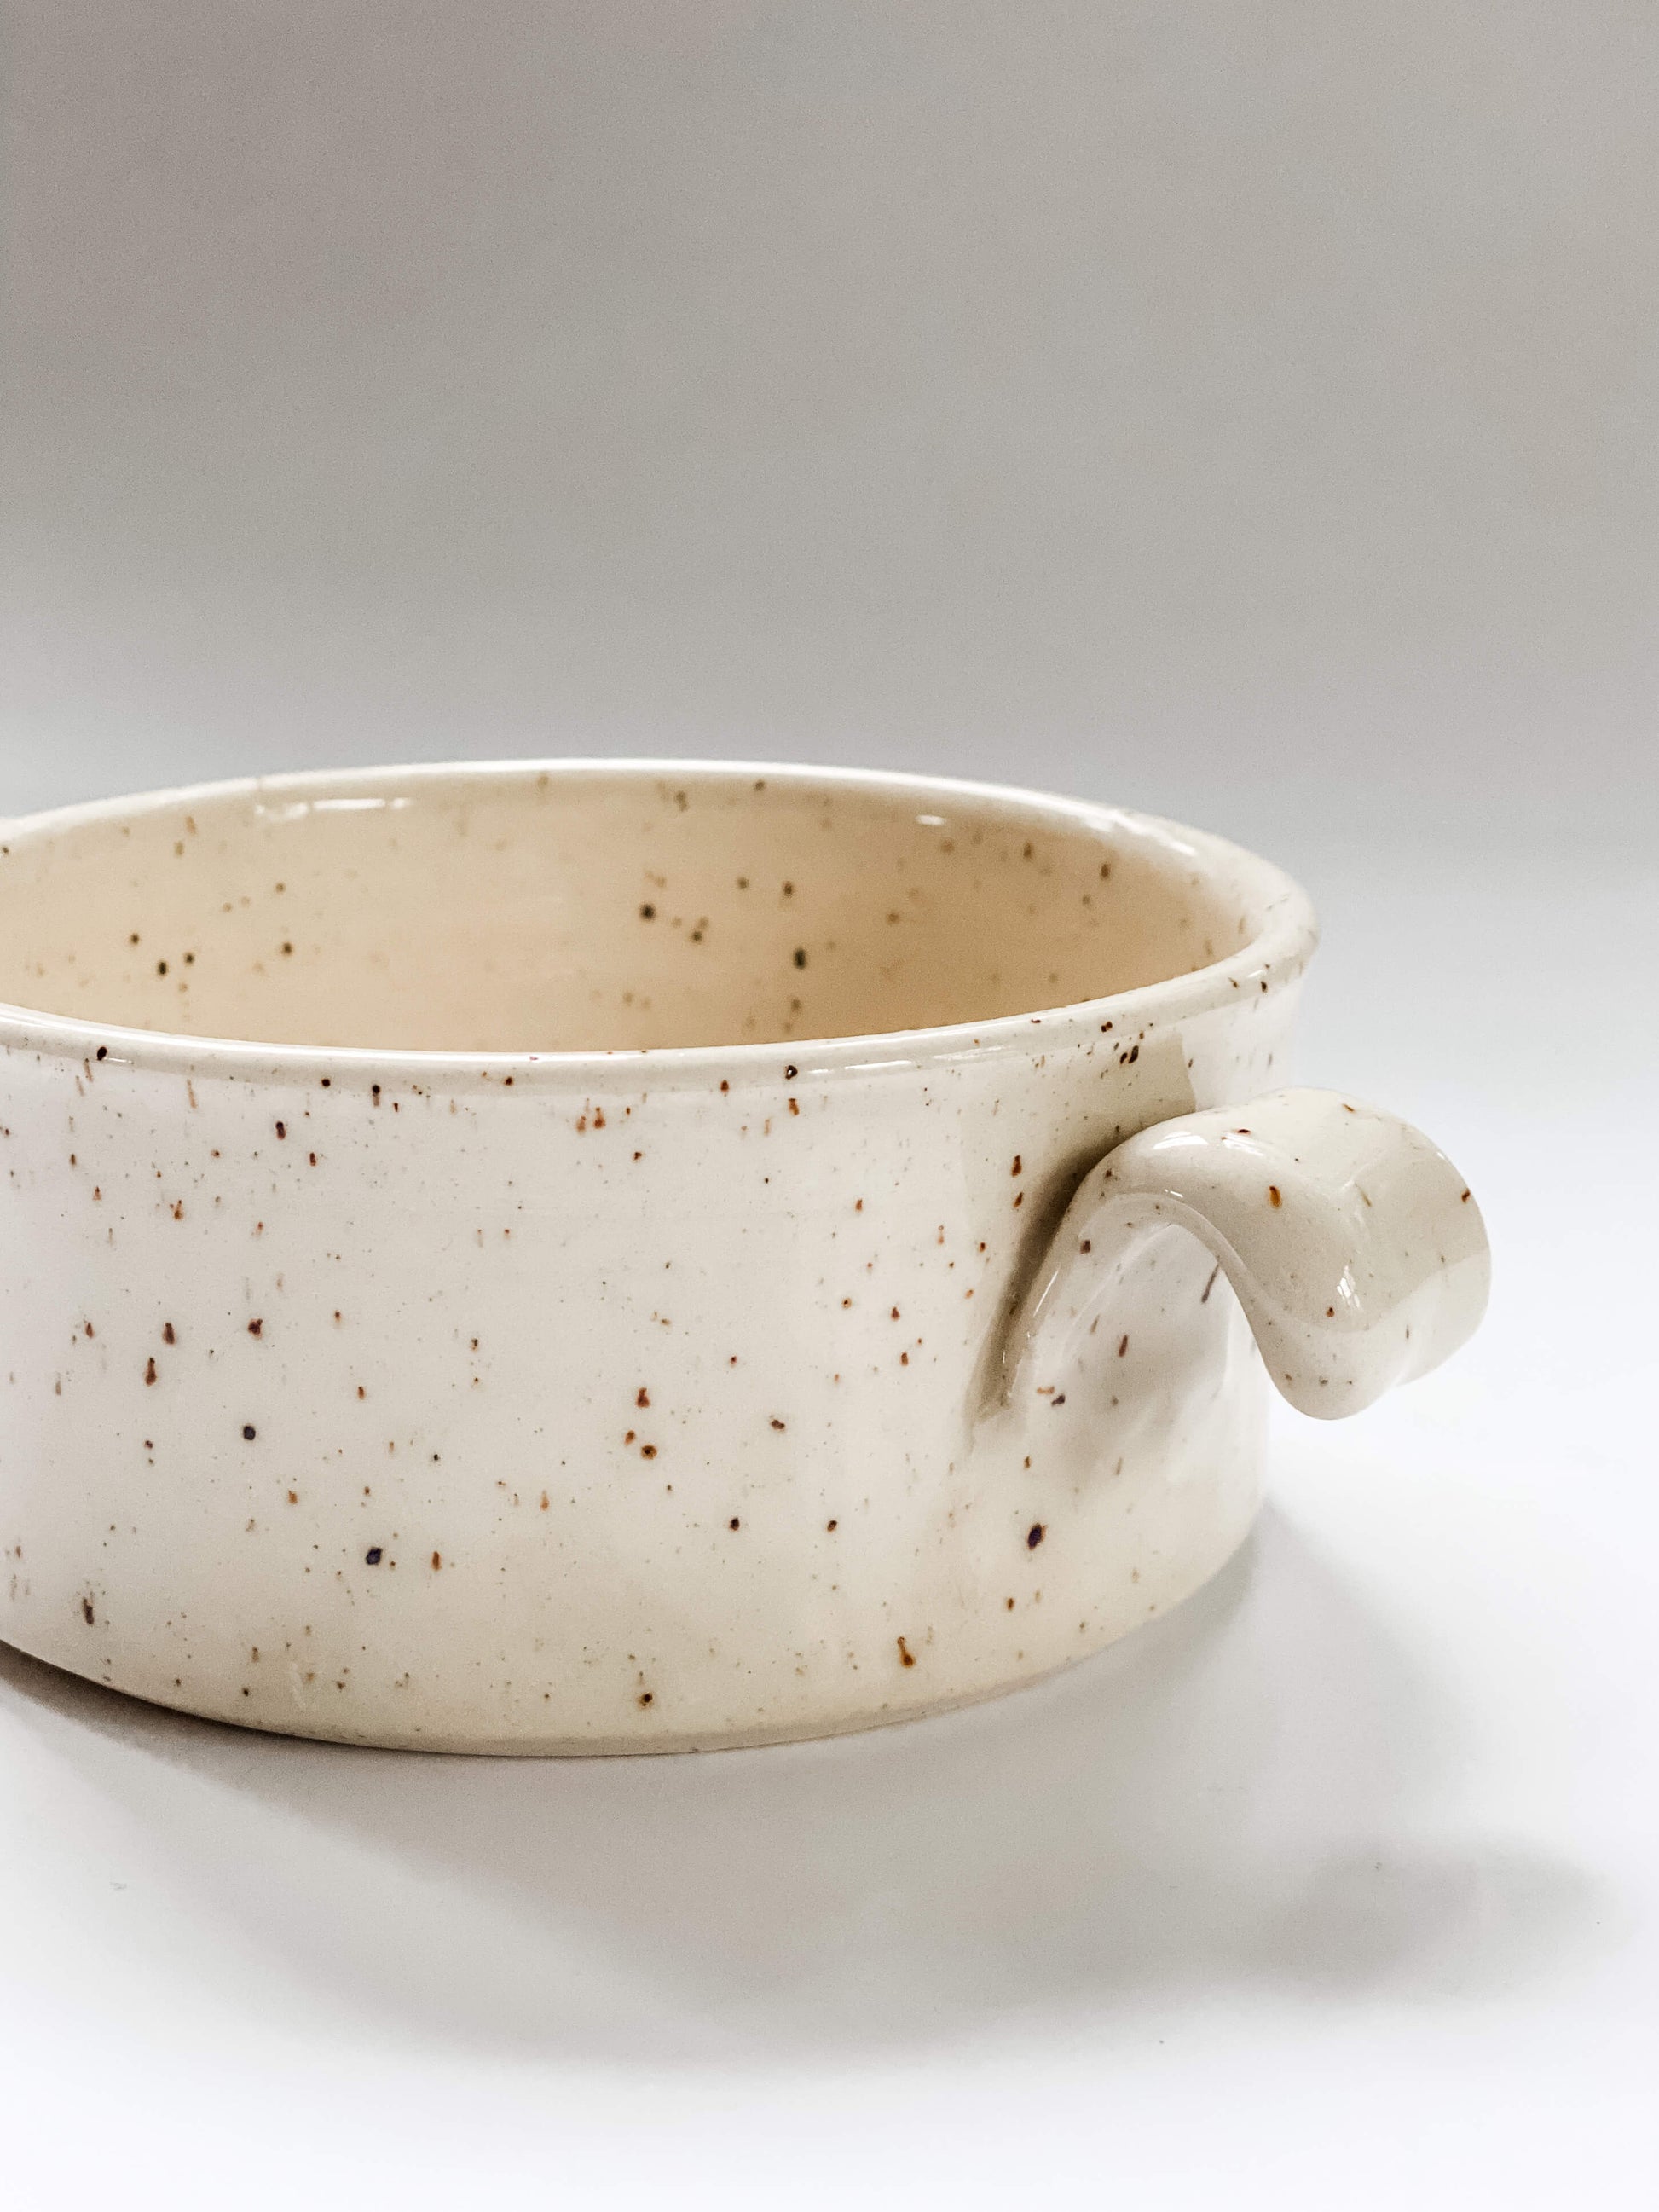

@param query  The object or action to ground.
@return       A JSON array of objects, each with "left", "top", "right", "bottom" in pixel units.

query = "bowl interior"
[{"left": 0, "top": 766, "right": 1262, "bottom": 1052}]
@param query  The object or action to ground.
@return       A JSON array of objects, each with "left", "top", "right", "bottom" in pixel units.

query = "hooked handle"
[{"left": 1006, "top": 1089, "right": 1488, "bottom": 1419}]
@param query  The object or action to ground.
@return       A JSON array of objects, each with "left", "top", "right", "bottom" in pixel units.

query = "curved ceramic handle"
[{"left": 1006, "top": 1089, "right": 1489, "bottom": 1419}]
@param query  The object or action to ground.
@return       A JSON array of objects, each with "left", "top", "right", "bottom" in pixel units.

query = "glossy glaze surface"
[
  {"left": 0, "top": 765, "right": 1265, "bottom": 1052},
  {"left": 0, "top": 762, "right": 1487, "bottom": 1752}
]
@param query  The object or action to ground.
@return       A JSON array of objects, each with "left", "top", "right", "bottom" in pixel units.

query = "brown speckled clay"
[{"left": 0, "top": 762, "right": 1488, "bottom": 1752}]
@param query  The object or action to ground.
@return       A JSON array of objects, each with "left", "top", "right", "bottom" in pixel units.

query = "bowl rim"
[{"left": 0, "top": 758, "right": 1319, "bottom": 1085}]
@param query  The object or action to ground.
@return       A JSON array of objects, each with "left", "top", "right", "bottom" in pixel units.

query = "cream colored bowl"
[{"left": 0, "top": 761, "right": 1488, "bottom": 1752}]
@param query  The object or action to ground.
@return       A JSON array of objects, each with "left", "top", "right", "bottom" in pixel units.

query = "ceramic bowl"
[{"left": 0, "top": 761, "right": 1488, "bottom": 1751}]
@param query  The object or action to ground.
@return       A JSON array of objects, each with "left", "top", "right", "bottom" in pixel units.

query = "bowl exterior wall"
[{"left": 0, "top": 966, "right": 1302, "bottom": 1752}]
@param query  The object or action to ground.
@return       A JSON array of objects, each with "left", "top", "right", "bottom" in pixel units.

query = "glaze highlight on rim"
[{"left": 0, "top": 759, "right": 1320, "bottom": 1085}]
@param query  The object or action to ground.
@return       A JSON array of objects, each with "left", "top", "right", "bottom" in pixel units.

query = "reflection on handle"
[{"left": 1005, "top": 1089, "right": 1489, "bottom": 1420}]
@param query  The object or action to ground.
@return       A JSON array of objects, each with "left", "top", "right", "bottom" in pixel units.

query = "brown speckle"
[
  {"left": 784, "top": 1063, "right": 799, "bottom": 1080},
  {"left": 95, "top": 1045, "right": 107, "bottom": 1061},
  {"left": 1268, "top": 1184, "right": 1282, "bottom": 1207},
  {"left": 636, "top": 1387, "right": 650, "bottom": 1408},
  {"left": 1011, "top": 1155, "right": 1022, "bottom": 1176},
  {"left": 81, "top": 1596, "right": 94, "bottom": 1625},
  {"left": 729, "top": 1516, "right": 741, "bottom": 1531},
  {"left": 144, "top": 1356, "right": 157, "bottom": 1386},
  {"left": 897, "top": 1636, "right": 916, "bottom": 1667},
  {"left": 640, "top": 903, "right": 656, "bottom": 919},
  {"left": 431, "top": 1551, "right": 442, "bottom": 1571},
  {"left": 1027, "top": 1522, "right": 1045, "bottom": 1549},
  {"left": 640, "top": 1444, "right": 657, "bottom": 1459},
  {"left": 1118, "top": 1334, "right": 1129, "bottom": 1358},
  {"left": 793, "top": 947, "right": 807, "bottom": 969},
  {"left": 770, "top": 1416, "right": 786, "bottom": 1430},
  {"left": 826, "top": 1519, "right": 837, "bottom": 1532},
  {"left": 248, "top": 1318, "right": 263, "bottom": 1338},
  {"left": 638, "top": 1691, "right": 654, "bottom": 1707},
  {"left": 162, "top": 1321, "right": 176, "bottom": 1345}
]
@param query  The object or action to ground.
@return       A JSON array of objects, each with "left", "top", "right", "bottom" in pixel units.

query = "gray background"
[
  {"left": 1, "top": 12, "right": 1656, "bottom": 2211},
  {"left": 4, "top": 0, "right": 1655, "bottom": 861}
]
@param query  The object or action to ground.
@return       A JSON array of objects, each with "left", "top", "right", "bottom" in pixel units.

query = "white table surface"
[{"left": 0, "top": 830, "right": 1651, "bottom": 2210}]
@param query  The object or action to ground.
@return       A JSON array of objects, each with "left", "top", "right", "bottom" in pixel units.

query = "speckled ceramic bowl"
[{"left": 0, "top": 761, "right": 1488, "bottom": 1752}]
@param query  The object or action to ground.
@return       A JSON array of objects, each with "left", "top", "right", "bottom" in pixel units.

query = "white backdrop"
[
  {"left": 4, "top": 2, "right": 1655, "bottom": 850},
  {"left": 1, "top": 7, "right": 1655, "bottom": 2207}
]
